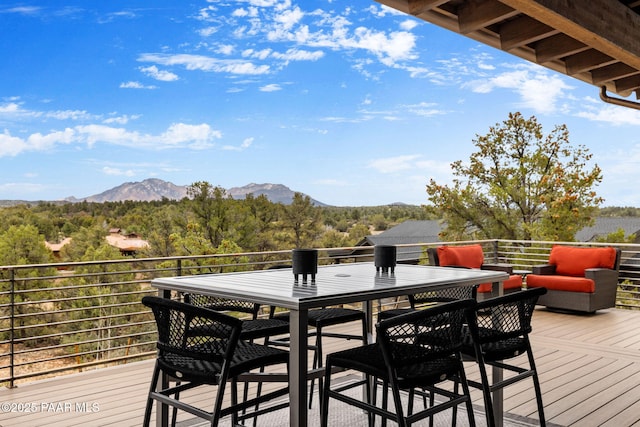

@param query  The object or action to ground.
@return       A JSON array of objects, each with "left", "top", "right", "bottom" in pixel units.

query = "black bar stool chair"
[{"left": 462, "top": 287, "right": 547, "bottom": 427}]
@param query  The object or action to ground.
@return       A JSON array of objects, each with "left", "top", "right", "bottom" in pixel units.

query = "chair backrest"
[
  {"left": 376, "top": 299, "right": 475, "bottom": 368},
  {"left": 428, "top": 245, "right": 485, "bottom": 269},
  {"left": 185, "top": 294, "right": 261, "bottom": 318},
  {"left": 548, "top": 245, "right": 621, "bottom": 276},
  {"left": 465, "top": 288, "right": 546, "bottom": 357},
  {"left": 409, "top": 285, "right": 478, "bottom": 307},
  {"left": 142, "top": 296, "right": 242, "bottom": 363}
]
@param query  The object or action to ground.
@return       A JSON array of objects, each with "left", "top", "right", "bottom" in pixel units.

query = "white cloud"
[
  {"left": 465, "top": 64, "right": 572, "bottom": 113},
  {"left": 274, "top": 5, "right": 304, "bottom": 31},
  {"left": 271, "top": 48, "right": 323, "bottom": 62},
  {"left": 103, "top": 114, "right": 140, "bottom": 125},
  {"left": 139, "top": 65, "right": 179, "bottom": 82},
  {"left": 400, "top": 20, "right": 418, "bottom": 31},
  {"left": 199, "top": 26, "right": 218, "bottom": 37},
  {"left": 120, "top": 81, "right": 157, "bottom": 89},
  {"left": 160, "top": 123, "right": 221, "bottom": 149},
  {"left": 138, "top": 53, "right": 270, "bottom": 75},
  {"left": 0, "top": 122, "right": 224, "bottom": 157},
  {"left": 368, "top": 154, "right": 423, "bottom": 173},
  {"left": 0, "top": 102, "right": 21, "bottom": 113},
  {"left": 259, "top": 84, "right": 281, "bottom": 92},
  {"left": 1, "top": 6, "right": 41, "bottom": 15},
  {"left": 576, "top": 103, "right": 640, "bottom": 126},
  {"left": 0, "top": 130, "right": 28, "bottom": 156},
  {"left": 218, "top": 44, "right": 234, "bottom": 55},
  {"left": 46, "top": 110, "right": 93, "bottom": 120},
  {"left": 222, "top": 136, "right": 254, "bottom": 151},
  {"left": 405, "top": 102, "right": 446, "bottom": 117}
]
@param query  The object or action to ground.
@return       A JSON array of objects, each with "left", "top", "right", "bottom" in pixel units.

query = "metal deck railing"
[{"left": 1, "top": 240, "right": 639, "bottom": 388}]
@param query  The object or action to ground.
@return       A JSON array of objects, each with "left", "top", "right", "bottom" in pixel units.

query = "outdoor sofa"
[{"left": 526, "top": 245, "right": 621, "bottom": 313}]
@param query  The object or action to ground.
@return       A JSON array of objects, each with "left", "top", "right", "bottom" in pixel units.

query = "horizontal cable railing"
[{"left": 1, "top": 239, "right": 640, "bottom": 388}]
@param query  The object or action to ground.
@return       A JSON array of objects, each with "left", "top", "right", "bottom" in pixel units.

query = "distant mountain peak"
[
  {"left": 70, "top": 178, "right": 189, "bottom": 203},
  {"left": 67, "top": 179, "right": 326, "bottom": 205},
  {"left": 227, "top": 183, "right": 325, "bottom": 206}
]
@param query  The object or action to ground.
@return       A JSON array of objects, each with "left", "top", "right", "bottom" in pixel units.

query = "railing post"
[
  {"left": 9, "top": 268, "right": 15, "bottom": 388},
  {"left": 177, "top": 259, "right": 182, "bottom": 277},
  {"left": 490, "top": 240, "right": 499, "bottom": 263}
]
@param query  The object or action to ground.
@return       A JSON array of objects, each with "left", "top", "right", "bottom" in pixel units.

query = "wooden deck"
[{"left": 1, "top": 307, "right": 640, "bottom": 426}]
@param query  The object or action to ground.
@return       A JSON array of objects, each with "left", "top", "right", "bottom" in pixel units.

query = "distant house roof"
[
  {"left": 357, "top": 220, "right": 443, "bottom": 263},
  {"left": 574, "top": 217, "right": 640, "bottom": 242},
  {"left": 105, "top": 233, "right": 149, "bottom": 253},
  {"left": 45, "top": 237, "right": 72, "bottom": 253},
  {"left": 362, "top": 220, "right": 442, "bottom": 246}
]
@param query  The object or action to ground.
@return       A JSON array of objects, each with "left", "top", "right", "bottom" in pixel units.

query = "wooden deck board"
[{"left": 1, "top": 308, "right": 640, "bottom": 426}]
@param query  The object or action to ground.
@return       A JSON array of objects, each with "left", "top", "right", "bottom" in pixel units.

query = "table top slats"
[{"left": 152, "top": 263, "right": 508, "bottom": 309}]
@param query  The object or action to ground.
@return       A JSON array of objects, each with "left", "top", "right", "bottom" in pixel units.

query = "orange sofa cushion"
[
  {"left": 549, "top": 246, "right": 617, "bottom": 277},
  {"left": 437, "top": 244, "right": 484, "bottom": 269},
  {"left": 477, "top": 274, "right": 523, "bottom": 293},
  {"left": 527, "top": 274, "right": 595, "bottom": 293}
]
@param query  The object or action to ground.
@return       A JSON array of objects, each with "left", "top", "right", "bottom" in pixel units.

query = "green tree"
[
  {"left": 426, "top": 112, "right": 602, "bottom": 241},
  {"left": 60, "top": 243, "right": 141, "bottom": 362},
  {"left": 595, "top": 228, "right": 637, "bottom": 244},
  {"left": 0, "top": 225, "right": 57, "bottom": 343},
  {"left": 279, "top": 193, "right": 323, "bottom": 248},
  {"left": 187, "top": 181, "right": 231, "bottom": 247},
  {"left": 347, "top": 223, "right": 370, "bottom": 244}
]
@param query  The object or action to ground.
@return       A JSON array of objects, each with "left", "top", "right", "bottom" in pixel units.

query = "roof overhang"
[{"left": 377, "top": 0, "right": 640, "bottom": 108}]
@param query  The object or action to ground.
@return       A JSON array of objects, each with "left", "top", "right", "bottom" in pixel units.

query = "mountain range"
[{"left": 64, "top": 179, "right": 326, "bottom": 206}]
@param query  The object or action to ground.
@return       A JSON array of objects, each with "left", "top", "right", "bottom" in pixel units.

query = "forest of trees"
[
  {"left": 1, "top": 180, "right": 639, "bottom": 269},
  {"left": 0, "top": 181, "right": 433, "bottom": 267}
]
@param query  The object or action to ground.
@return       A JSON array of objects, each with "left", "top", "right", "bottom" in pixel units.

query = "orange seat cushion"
[
  {"left": 527, "top": 274, "right": 595, "bottom": 293},
  {"left": 437, "top": 244, "right": 484, "bottom": 269},
  {"left": 549, "top": 245, "right": 617, "bottom": 277},
  {"left": 477, "top": 274, "right": 523, "bottom": 293}
]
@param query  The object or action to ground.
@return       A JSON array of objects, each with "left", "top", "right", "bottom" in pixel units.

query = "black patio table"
[{"left": 151, "top": 262, "right": 508, "bottom": 427}]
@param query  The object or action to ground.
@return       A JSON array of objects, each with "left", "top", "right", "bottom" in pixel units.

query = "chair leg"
[
  {"left": 309, "top": 327, "right": 323, "bottom": 409},
  {"left": 527, "top": 345, "right": 547, "bottom": 426},
  {"left": 210, "top": 374, "right": 230, "bottom": 427},
  {"left": 171, "top": 386, "right": 179, "bottom": 427},
  {"left": 381, "top": 379, "right": 389, "bottom": 427},
  {"left": 476, "top": 356, "right": 496, "bottom": 427},
  {"left": 459, "top": 371, "right": 476, "bottom": 427},
  {"left": 248, "top": 335, "right": 272, "bottom": 427},
  {"left": 389, "top": 379, "right": 407, "bottom": 427},
  {"left": 451, "top": 378, "right": 459, "bottom": 427},
  {"left": 143, "top": 363, "right": 161, "bottom": 427},
  {"left": 429, "top": 390, "right": 435, "bottom": 427},
  {"left": 407, "top": 388, "right": 415, "bottom": 419},
  {"left": 366, "top": 375, "right": 374, "bottom": 427},
  {"left": 320, "top": 364, "right": 332, "bottom": 427}
]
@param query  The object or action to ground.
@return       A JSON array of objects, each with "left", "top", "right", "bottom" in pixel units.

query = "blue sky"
[{"left": 2, "top": 1, "right": 640, "bottom": 207}]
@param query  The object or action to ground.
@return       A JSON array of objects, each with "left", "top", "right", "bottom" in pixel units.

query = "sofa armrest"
[
  {"left": 482, "top": 263, "right": 514, "bottom": 274},
  {"left": 585, "top": 268, "right": 619, "bottom": 287},
  {"left": 531, "top": 264, "right": 556, "bottom": 275}
]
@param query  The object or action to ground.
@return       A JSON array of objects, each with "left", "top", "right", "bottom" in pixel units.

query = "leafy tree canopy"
[{"left": 426, "top": 112, "right": 603, "bottom": 241}]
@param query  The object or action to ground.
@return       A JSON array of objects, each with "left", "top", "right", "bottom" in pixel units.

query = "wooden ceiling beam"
[
  {"left": 457, "top": 0, "right": 518, "bottom": 34},
  {"left": 406, "top": 0, "right": 449, "bottom": 15},
  {"left": 500, "top": 0, "right": 640, "bottom": 69},
  {"left": 592, "top": 63, "right": 640, "bottom": 85},
  {"left": 614, "top": 74, "right": 640, "bottom": 93},
  {"left": 500, "top": 15, "right": 558, "bottom": 51},
  {"left": 565, "top": 49, "right": 617, "bottom": 75},
  {"left": 534, "top": 33, "right": 588, "bottom": 63}
]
